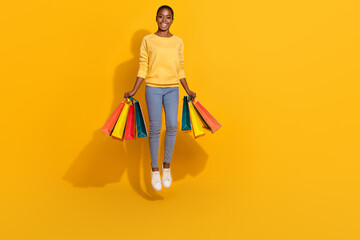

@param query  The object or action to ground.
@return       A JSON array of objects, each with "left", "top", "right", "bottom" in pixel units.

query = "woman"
[{"left": 124, "top": 5, "right": 196, "bottom": 191}]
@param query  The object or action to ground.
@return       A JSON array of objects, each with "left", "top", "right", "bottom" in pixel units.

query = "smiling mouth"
[{"left": 160, "top": 23, "right": 168, "bottom": 27}]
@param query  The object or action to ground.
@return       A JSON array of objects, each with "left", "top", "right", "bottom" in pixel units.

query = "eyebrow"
[{"left": 158, "top": 14, "right": 171, "bottom": 16}]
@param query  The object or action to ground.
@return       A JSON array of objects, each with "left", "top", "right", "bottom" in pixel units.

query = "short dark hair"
[{"left": 156, "top": 5, "right": 174, "bottom": 19}]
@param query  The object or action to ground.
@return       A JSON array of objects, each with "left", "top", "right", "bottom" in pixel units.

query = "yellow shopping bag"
[
  {"left": 111, "top": 98, "right": 131, "bottom": 141},
  {"left": 188, "top": 99, "right": 205, "bottom": 138}
]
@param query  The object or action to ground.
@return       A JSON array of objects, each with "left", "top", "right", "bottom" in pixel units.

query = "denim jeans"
[{"left": 145, "top": 85, "right": 179, "bottom": 169}]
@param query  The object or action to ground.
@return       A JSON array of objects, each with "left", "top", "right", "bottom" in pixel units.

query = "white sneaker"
[
  {"left": 162, "top": 164, "right": 172, "bottom": 188},
  {"left": 151, "top": 169, "right": 162, "bottom": 191}
]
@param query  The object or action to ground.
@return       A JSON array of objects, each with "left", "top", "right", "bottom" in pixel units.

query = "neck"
[{"left": 155, "top": 30, "right": 172, "bottom": 37}]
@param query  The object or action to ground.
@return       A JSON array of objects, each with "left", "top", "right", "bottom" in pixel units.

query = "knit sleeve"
[
  {"left": 137, "top": 37, "right": 148, "bottom": 79},
  {"left": 178, "top": 39, "right": 186, "bottom": 79}
]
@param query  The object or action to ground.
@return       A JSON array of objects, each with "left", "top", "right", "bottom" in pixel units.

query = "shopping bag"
[
  {"left": 191, "top": 98, "right": 222, "bottom": 133},
  {"left": 129, "top": 97, "right": 148, "bottom": 138},
  {"left": 187, "top": 96, "right": 209, "bottom": 131},
  {"left": 188, "top": 97, "right": 205, "bottom": 138},
  {"left": 111, "top": 98, "right": 131, "bottom": 141},
  {"left": 101, "top": 101, "right": 125, "bottom": 136},
  {"left": 193, "top": 101, "right": 211, "bottom": 131},
  {"left": 124, "top": 102, "right": 136, "bottom": 140},
  {"left": 181, "top": 96, "right": 192, "bottom": 132}
]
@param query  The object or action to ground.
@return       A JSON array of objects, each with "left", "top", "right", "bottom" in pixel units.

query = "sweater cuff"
[{"left": 137, "top": 70, "right": 147, "bottom": 79}]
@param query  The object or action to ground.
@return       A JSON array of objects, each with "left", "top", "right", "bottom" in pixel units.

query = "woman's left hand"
[{"left": 186, "top": 90, "right": 196, "bottom": 99}]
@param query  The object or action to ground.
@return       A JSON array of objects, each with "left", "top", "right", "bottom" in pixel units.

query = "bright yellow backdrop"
[{"left": 1, "top": 0, "right": 359, "bottom": 239}]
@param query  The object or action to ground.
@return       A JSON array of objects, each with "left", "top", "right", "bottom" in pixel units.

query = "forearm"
[
  {"left": 132, "top": 77, "right": 144, "bottom": 93},
  {"left": 180, "top": 78, "right": 190, "bottom": 92}
]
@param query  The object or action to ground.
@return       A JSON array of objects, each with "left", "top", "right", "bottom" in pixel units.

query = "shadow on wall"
[{"left": 62, "top": 30, "right": 208, "bottom": 200}]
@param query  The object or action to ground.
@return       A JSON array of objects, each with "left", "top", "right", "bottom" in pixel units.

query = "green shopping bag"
[
  {"left": 129, "top": 97, "right": 148, "bottom": 138},
  {"left": 181, "top": 96, "right": 192, "bottom": 131}
]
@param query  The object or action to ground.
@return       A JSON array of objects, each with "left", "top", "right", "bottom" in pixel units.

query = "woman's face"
[{"left": 156, "top": 8, "right": 173, "bottom": 31}]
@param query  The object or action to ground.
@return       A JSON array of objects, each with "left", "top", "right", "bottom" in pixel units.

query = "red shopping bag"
[
  {"left": 101, "top": 101, "right": 125, "bottom": 136},
  {"left": 191, "top": 98, "right": 222, "bottom": 133},
  {"left": 124, "top": 103, "right": 136, "bottom": 140}
]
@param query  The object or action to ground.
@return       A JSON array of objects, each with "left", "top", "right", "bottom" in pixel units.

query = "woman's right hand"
[{"left": 124, "top": 90, "right": 136, "bottom": 98}]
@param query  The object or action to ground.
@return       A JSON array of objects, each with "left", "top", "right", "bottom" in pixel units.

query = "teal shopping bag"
[
  {"left": 129, "top": 97, "right": 148, "bottom": 138},
  {"left": 181, "top": 96, "right": 192, "bottom": 131}
]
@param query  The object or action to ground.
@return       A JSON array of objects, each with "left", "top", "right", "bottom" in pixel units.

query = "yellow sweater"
[{"left": 137, "top": 33, "right": 186, "bottom": 88}]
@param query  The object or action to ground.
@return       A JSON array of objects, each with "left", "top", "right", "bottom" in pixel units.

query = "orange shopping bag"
[
  {"left": 101, "top": 101, "right": 125, "bottom": 136},
  {"left": 191, "top": 98, "right": 222, "bottom": 133}
]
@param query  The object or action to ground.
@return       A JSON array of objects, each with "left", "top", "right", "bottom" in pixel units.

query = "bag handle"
[
  {"left": 186, "top": 96, "right": 196, "bottom": 102},
  {"left": 123, "top": 97, "right": 138, "bottom": 102}
]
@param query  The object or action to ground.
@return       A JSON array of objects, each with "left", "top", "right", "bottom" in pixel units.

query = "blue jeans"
[{"left": 145, "top": 85, "right": 179, "bottom": 169}]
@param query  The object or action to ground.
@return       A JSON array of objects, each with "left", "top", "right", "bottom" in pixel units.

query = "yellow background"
[{"left": 1, "top": 0, "right": 359, "bottom": 239}]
